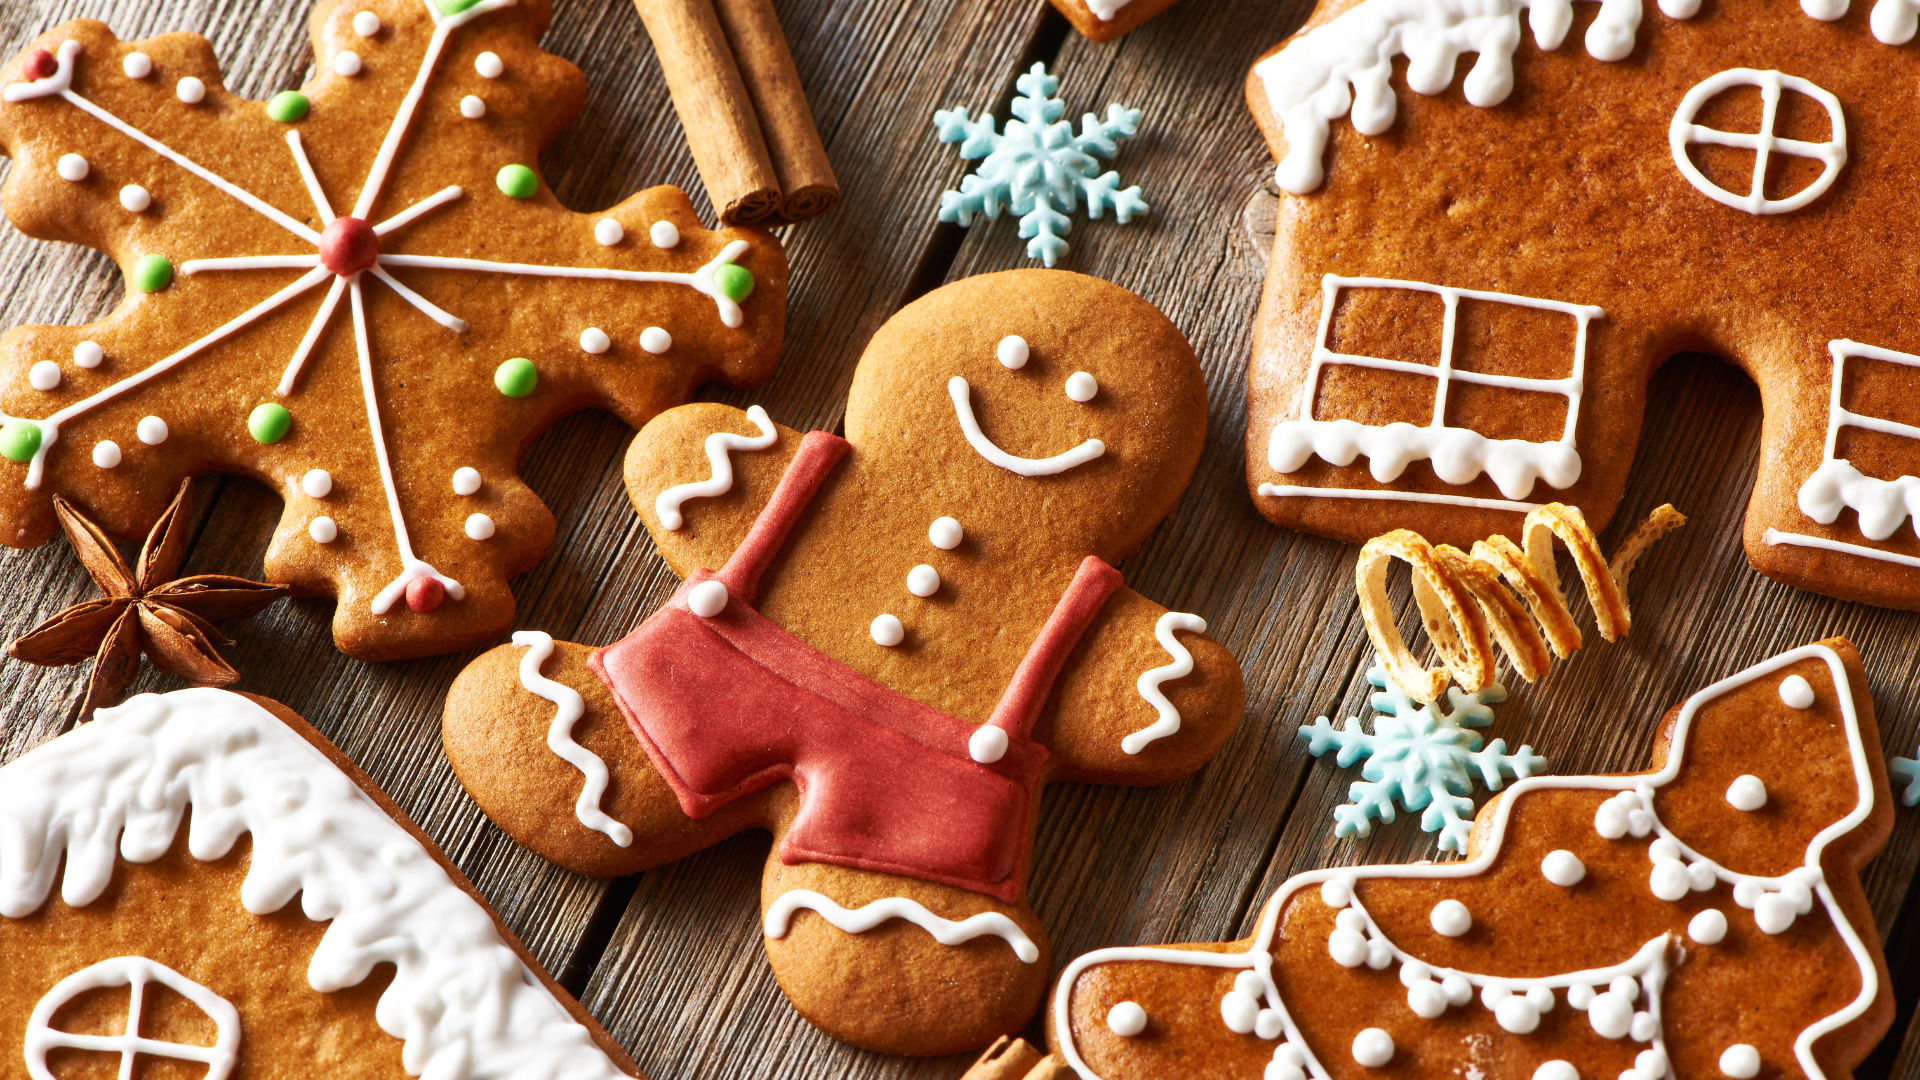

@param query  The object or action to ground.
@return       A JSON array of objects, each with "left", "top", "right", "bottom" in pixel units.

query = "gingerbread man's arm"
[
  {"left": 622, "top": 401, "right": 803, "bottom": 578},
  {"left": 1040, "top": 586, "right": 1245, "bottom": 787}
]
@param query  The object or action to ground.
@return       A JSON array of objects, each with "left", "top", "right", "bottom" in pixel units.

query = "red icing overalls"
[{"left": 588, "top": 430, "right": 1123, "bottom": 903}]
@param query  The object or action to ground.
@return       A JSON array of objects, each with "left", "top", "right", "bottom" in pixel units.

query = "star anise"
[{"left": 8, "top": 480, "right": 287, "bottom": 717}]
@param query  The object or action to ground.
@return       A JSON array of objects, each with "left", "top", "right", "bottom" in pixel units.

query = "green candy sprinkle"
[
  {"left": 248, "top": 402, "right": 292, "bottom": 444},
  {"left": 434, "top": 0, "right": 483, "bottom": 12},
  {"left": 712, "top": 263, "right": 754, "bottom": 303},
  {"left": 494, "top": 357, "right": 537, "bottom": 398},
  {"left": 496, "top": 164, "right": 538, "bottom": 199},
  {"left": 267, "top": 90, "right": 310, "bottom": 123},
  {"left": 0, "top": 421, "right": 43, "bottom": 463},
  {"left": 131, "top": 254, "right": 173, "bottom": 293}
]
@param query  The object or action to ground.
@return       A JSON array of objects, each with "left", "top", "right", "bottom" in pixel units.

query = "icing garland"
[
  {"left": 512, "top": 630, "right": 633, "bottom": 848},
  {"left": 1053, "top": 644, "right": 1882, "bottom": 1080},
  {"left": 654, "top": 404, "right": 779, "bottom": 529},
  {"left": 0, "top": 687, "right": 628, "bottom": 1080},
  {"left": 1122, "top": 611, "right": 1207, "bottom": 754},
  {"left": 949, "top": 376, "right": 1106, "bottom": 476},
  {"left": 26, "top": 956, "right": 241, "bottom": 1080},
  {"left": 763, "top": 889, "right": 1040, "bottom": 963}
]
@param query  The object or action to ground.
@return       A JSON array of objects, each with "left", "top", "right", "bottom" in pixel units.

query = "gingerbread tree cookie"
[
  {"left": 1050, "top": 639, "right": 1895, "bottom": 1080},
  {"left": 0, "top": 0, "right": 786, "bottom": 661},
  {"left": 442, "top": 270, "right": 1247, "bottom": 1055},
  {"left": 1241, "top": 0, "right": 1920, "bottom": 610}
]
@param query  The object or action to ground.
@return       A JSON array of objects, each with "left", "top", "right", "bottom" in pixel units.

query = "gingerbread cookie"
[
  {"left": 442, "top": 269, "right": 1246, "bottom": 1055},
  {"left": 0, "top": 0, "right": 786, "bottom": 661},
  {"left": 0, "top": 687, "right": 639, "bottom": 1079},
  {"left": 1048, "top": 0, "right": 1189, "bottom": 43},
  {"left": 1241, "top": 0, "right": 1920, "bottom": 610},
  {"left": 1050, "top": 638, "right": 1894, "bottom": 1080}
]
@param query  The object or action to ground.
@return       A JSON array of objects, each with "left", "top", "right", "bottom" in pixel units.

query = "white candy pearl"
[
  {"left": 1726, "top": 774, "right": 1767, "bottom": 811},
  {"left": 176, "top": 76, "right": 205, "bottom": 104},
  {"left": 29, "top": 361, "right": 62, "bottom": 391},
  {"left": 870, "top": 613, "right": 903, "bottom": 647},
  {"left": 1778, "top": 674, "right": 1814, "bottom": 708},
  {"left": 301, "top": 469, "right": 332, "bottom": 498},
  {"left": 1541, "top": 849, "right": 1585, "bottom": 886},
  {"left": 580, "top": 327, "right": 610, "bottom": 354},
  {"left": 906, "top": 564, "right": 940, "bottom": 597},
  {"left": 1350, "top": 1028, "right": 1394, "bottom": 1068},
  {"left": 1106, "top": 1001, "right": 1146, "bottom": 1037},
  {"left": 74, "top": 341, "right": 104, "bottom": 368},
  {"left": 687, "top": 579, "right": 729, "bottom": 618},
  {"left": 309, "top": 516, "right": 338, "bottom": 543},
  {"left": 1065, "top": 371, "right": 1098, "bottom": 402},
  {"left": 352, "top": 10, "right": 382, "bottom": 36},
  {"left": 120, "top": 184, "right": 151, "bottom": 212},
  {"left": 92, "top": 441, "right": 121, "bottom": 468},
  {"left": 640, "top": 327, "right": 672, "bottom": 354},
  {"left": 461, "top": 94, "right": 486, "bottom": 119},
  {"left": 475, "top": 51, "right": 503, "bottom": 78},
  {"left": 57, "top": 154, "right": 88, "bottom": 182},
  {"left": 137, "top": 415, "right": 168, "bottom": 445},
  {"left": 123, "top": 52, "right": 153, "bottom": 78},
  {"left": 928, "top": 516, "right": 963, "bottom": 550},
  {"left": 997, "top": 335, "right": 1029, "bottom": 369},
  {"left": 594, "top": 218, "right": 623, "bottom": 245},
  {"left": 334, "top": 50, "right": 362, "bottom": 76},
  {"left": 452, "top": 467, "right": 481, "bottom": 495},
  {"left": 1429, "top": 898, "right": 1471, "bottom": 937},
  {"left": 968, "top": 725, "right": 1009, "bottom": 764},
  {"left": 650, "top": 220, "right": 680, "bottom": 248},
  {"left": 1719, "top": 1044, "right": 1761, "bottom": 1079},
  {"left": 465, "top": 513, "right": 495, "bottom": 540}
]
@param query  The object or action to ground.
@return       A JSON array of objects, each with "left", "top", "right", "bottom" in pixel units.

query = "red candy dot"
[
  {"left": 24, "top": 49, "right": 57, "bottom": 81},
  {"left": 405, "top": 575, "right": 445, "bottom": 613},
  {"left": 319, "top": 216, "right": 379, "bottom": 276}
]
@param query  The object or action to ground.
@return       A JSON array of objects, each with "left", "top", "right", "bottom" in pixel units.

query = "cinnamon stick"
[
  {"left": 710, "top": 0, "right": 839, "bottom": 221},
  {"left": 958, "top": 1037, "right": 1071, "bottom": 1080},
  {"left": 632, "top": 0, "right": 782, "bottom": 225}
]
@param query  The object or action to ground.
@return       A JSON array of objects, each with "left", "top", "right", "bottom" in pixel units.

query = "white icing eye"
[
  {"left": 57, "top": 154, "right": 88, "bottom": 182},
  {"left": 688, "top": 579, "right": 729, "bottom": 618},
  {"left": 309, "top": 516, "right": 339, "bottom": 543},
  {"left": 475, "top": 51, "right": 504, "bottom": 79},
  {"left": 594, "top": 218, "right": 623, "bottom": 245},
  {"left": 1429, "top": 898, "right": 1470, "bottom": 936},
  {"left": 1532, "top": 1061, "right": 1579, "bottom": 1080},
  {"left": 1688, "top": 908, "right": 1728, "bottom": 944},
  {"left": 452, "top": 467, "right": 481, "bottom": 495},
  {"left": 29, "top": 361, "right": 62, "bottom": 391},
  {"left": 968, "top": 724, "right": 1008, "bottom": 764},
  {"left": 1594, "top": 797, "right": 1628, "bottom": 839},
  {"left": 1725, "top": 774, "right": 1767, "bottom": 811},
  {"left": 1350, "top": 1028, "right": 1394, "bottom": 1068},
  {"left": 301, "top": 469, "right": 332, "bottom": 498},
  {"left": 119, "top": 185, "right": 151, "bottom": 212},
  {"left": 640, "top": 327, "right": 672, "bottom": 354},
  {"left": 579, "top": 327, "right": 610, "bottom": 354},
  {"left": 176, "top": 77, "right": 205, "bottom": 104},
  {"left": 906, "top": 564, "right": 940, "bottom": 597},
  {"left": 1106, "top": 1000, "right": 1147, "bottom": 1037},
  {"left": 1719, "top": 1044, "right": 1761, "bottom": 1079},
  {"left": 1778, "top": 674, "right": 1814, "bottom": 708},
  {"left": 870, "top": 613, "right": 903, "bottom": 647},
  {"left": 352, "top": 10, "right": 382, "bottom": 36},
  {"left": 996, "top": 335, "right": 1029, "bottom": 369},
  {"left": 1319, "top": 878, "right": 1351, "bottom": 908},
  {"left": 1065, "top": 371, "right": 1098, "bottom": 402},
  {"left": 74, "top": 341, "right": 104, "bottom": 368},
  {"left": 137, "top": 416, "right": 168, "bottom": 445},
  {"left": 123, "top": 52, "right": 152, "bottom": 79},
  {"left": 465, "top": 513, "right": 496, "bottom": 540},
  {"left": 1541, "top": 850, "right": 1585, "bottom": 886},
  {"left": 92, "top": 441, "right": 121, "bottom": 469},
  {"left": 461, "top": 94, "right": 486, "bottom": 119},
  {"left": 928, "top": 516, "right": 962, "bottom": 550},
  {"left": 650, "top": 220, "right": 680, "bottom": 248}
]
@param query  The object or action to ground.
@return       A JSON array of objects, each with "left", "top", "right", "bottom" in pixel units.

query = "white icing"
[
  {"left": 1799, "top": 462, "right": 1920, "bottom": 542},
  {"left": 465, "top": 512, "right": 495, "bottom": 540},
  {"left": 1429, "top": 898, "right": 1471, "bottom": 936},
  {"left": 1259, "top": 482, "right": 1542, "bottom": 512},
  {"left": 907, "top": 563, "right": 941, "bottom": 597},
  {"left": 182, "top": 255, "right": 325, "bottom": 274},
  {"left": 649, "top": 220, "right": 679, "bottom": 248},
  {"left": 1085, "top": 0, "right": 1136, "bottom": 19},
  {"left": 120, "top": 184, "right": 151, "bottom": 212},
  {"left": 654, "top": 404, "right": 777, "bottom": 529},
  {"left": 302, "top": 468, "right": 332, "bottom": 498},
  {"left": 579, "top": 327, "right": 610, "bottom": 354},
  {"left": 0, "top": 688, "right": 628, "bottom": 1079},
  {"left": 969, "top": 725, "right": 1009, "bottom": 764},
  {"left": 997, "top": 335, "right": 1030, "bottom": 370},
  {"left": 948, "top": 376, "right": 1106, "bottom": 476},
  {"left": 277, "top": 277, "right": 348, "bottom": 395},
  {"left": 310, "top": 516, "right": 338, "bottom": 543},
  {"left": 512, "top": 631, "right": 632, "bottom": 848},
  {"left": 1688, "top": 908, "right": 1727, "bottom": 945},
  {"left": 639, "top": 327, "right": 671, "bottom": 354},
  {"left": 1054, "top": 644, "right": 1881, "bottom": 1080},
  {"left": 1251, "top": 0, "right": 1646, "bottom": 194},
  {"left": 1780, "top": 675, "right": 1815, "bottom": 709},
  {"left": 1720, "top": 1044, "right": 1761, "bottom": 1078},
  {"left": 1267, "top": 275, "right": 1599, "bottom": 501},
  {"left": 1107, "top": 1001, "right": 1147, "bottom": 1036},
  {"left": 871, "top": 613, "right": 905, "bottom": 647},
  {"left": 123, "top": 52, "right": 152, "bottom": 79},
  {"left": 1874, "top": 0, "right": 1920, "bottom": 41},
  {"left": 1533, "top": 1062, "right": 1577, "bottom": 1080},
  {"left": 29, "top": 360, "right": 62, "bottom": 391},
  {"left": 175, "top": 76, "right": 204, "bottom": 104},
  {"left": 687, "top": 579, "right": 728, "bottom": 618},
  {"left": 1351, "top": 1028, "right": 1394, "bottom": 1067},
  {"left": 453, "top": 467, "right": 482, "bottom": 495},
  {"left": 92, "top": 441, "right": 121, "bottom": 469},
  {"left": 74, "top": 341, "right": 104, "bottom": 368},
  {"left": 1123, "top": 612, "right": 1207, "bottom": 755},
  {"left": 462, "top": 94, "right": 487, "bottom": 118},
  {"left": 57, "top": 153, "right": 88, "bottom": 181},
  {"left": 1541, "top": 849, "right": 1585, "bottom": 886},
  {"left": 335, "top": 51, "right": 363, "bottom": 77},
  {"left": 371, "top": 184, "right": 464, "bottom": 236},
  {"left": 353, "top": 10, "right": 382, "bottom": 36},
  {"left": 379, "top": 238, "right": 751, "bottom": 329},
  {"left": 368, "top": 264, "right": 467, "bottom": 332},
  {"left": 594, "top": 218, "right": 623, "bottom": 245},
  {"left": 1669, "top": 70, "right": 1846, "bottom": 216},
  {"left": 1765, "top": 528, "right": 1920, "bottom": 570},
  {"left": 929, "top": 516, "right": 963, "bottom": 549},
  {"left": 137, "top": 416, "right": 168, "bottom": 445},
  {"left": 1726, "top": 775, "right": 1767, "bottom": 812},
  {"left": 1065, "top": 371, "right": 1098, "bottom": 402},
  {"left": 475, "top": 51, "right": 504, "bottom": 78},
  {"left": 763, "top": 889, "right": 1039, "bottom": 963},
  {"left": 26, "top": 956, "right": 241, "bottom": 1080}
]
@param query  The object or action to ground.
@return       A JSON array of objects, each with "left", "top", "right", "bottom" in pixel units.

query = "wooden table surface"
[{"left": 4, "top": 0, "right": 1919, "bottom": 1077}]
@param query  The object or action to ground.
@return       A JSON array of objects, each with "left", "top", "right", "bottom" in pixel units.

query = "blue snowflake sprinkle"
[
  {"left": 932, "top": 62, "right": 1147, "bottom": 267},
  {"left": 1892, "top": 753, "right": 1920, "bottom": 808},
  {"left": 1300, "top": 663, "right": 1545, "bottom": 854}
]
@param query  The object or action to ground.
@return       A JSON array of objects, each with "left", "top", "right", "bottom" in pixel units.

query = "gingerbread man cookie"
[
  {"left": 0, "top": 687, "right": 639, "bottom": 1079},
  {"left": 0, "top": 0, "right": 786, "bottom": 661},
  {"left": 1241, "top": 0, "right": 1920, "bottom": 610},
  {"left": 1050, "top": 638, "right": 1894, "bottom": 1080},
  {"left": 442, "top": 269, "right": 1246, "bottom": 1055}
]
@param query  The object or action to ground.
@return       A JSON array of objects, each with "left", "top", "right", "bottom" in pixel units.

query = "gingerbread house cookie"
[{"left": 1049, "top": 0, "right": 1189, "bottom": 44}]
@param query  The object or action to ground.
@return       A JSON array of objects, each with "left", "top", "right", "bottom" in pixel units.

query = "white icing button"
[
  {"left": 92, "top": 441, "right": 121, "bottom": 469},
  {"left": 1630, "top": 1011, "right": 1658, "bottom": 1042},
  {"left": 28, "top": 361, "right": 62, "bottom": 391},
  {"left": 1533, "top": 1062, "right": 1579, "bottom": 1080},
  {"left": 1494, "top": 995, "right": 1540, "bottom": 1034},
  {"left": 1327, "top": 927, "right": 1368, "bottom": 967},
  {"left": 1526, "top": 986, "right": 1556, "bottom": 1012},
  {"left": 1065, "top": 371, "right": 1098, "bottom": 402},
  {"left": 1429, "top": 898, "right": 1470, "bottom": 937},
  {"left": 309, "top": 516, "right": 338, "bottom": 543},
  {"left": 1480, "top": 983, "right": 1510, "bottom": 1008},
  {"left": 1365, "top": 940, "right": 1392, "bottom": 970},
  {"left": 580, "top": 327, "right": 611, "bottom": 354},
  {"left": 452, "top": 466, "right": 482, "bottom": 495},
  {"left": 997, "top": 335, "right": 1029, "bottom": 369},
  {"left": 1568, "top": 984, "right": 1595, "bottom": 1010},
  {"left": 475, "top": 51, "right": 504, "bottom": 79},
  {"left": 1106, "top": 1001, "right": 1147, "bottom": 1037},
  {"left": 74, "top": 341, "right": 104, "bottom": 368},
  {"left": 1726, "top": 774, "right": 1767, "bottom": 811},
  {"left": 119, "top": 184, "right": 151, "bottom": 212},
  {"left": 640, "top": 327, "right": 672, "bottom": 354},
  {"left": 870, "top": 613, "right": 904, "bottom": 647},
  {"left": 1398, "top": 960, "right": 1429, "bottom": 987},
  {"left": 1687, "top": 862, "right": 1717, "bottom": 892},
  {"left": 1441, "top": 975, "right": 1471, "bottom": 1006},
  {"left": 1649, "top": 837, "right": 1681, "bottom": 862},
  {"left": 1350, "top": 1028, "right": 1394, "bottom": 1068},
  {"left": 1778, "top": 674, "right": 1815, "bottom": 709},
  {"left": 464, "top": 513, "right": 496, "bottom": 540},
  {"left": 1221, "top": 990, "right": 1259, "bottom": 1034},
  {"left": 1319, "top": 878, "right": 1351, "bottom": 908},
  {"left": 1650, "top": 859, "right": 1690, "bottom": 901},
  {"left": 928, "top": 516, "right": 963, "bottom": 550},
  {"left": 650, "top": 220, "right": 680, "bottom": 248},
  {"left": 1595, "top": 797, "right": 1628, "bottom": 839},
  {"left": 1541, "top": 849, "right": 1585, "bottom": 886},
  {"left": 334, "top": 51, "right": 363, "bottom": 77},
  {"left": 1689, "top": 908, "right": 1728, "bottom": 945},
  {"left": 1754, "top": 892, "right": 1797, "bottom": 934},
  {"left": 906, "top": 564, "right": 940, "bottom": 597},
  {"left": 301, "top": 468, "right": 332, "bottom": 498},
  {"left": 969, "top": 724, "right": 1009, "bottom": 764},
  {"left": 1719, "top": 1044, "right": 1761, "bottom": 1079},
  {"left": 176, "top": 77, "right": 205, "bottom": 104},
  {"left": 1588, "top": 992, "right": 1633, "bottom": 1038},
  {"left": 1254, "top": 1009, "right": 1283, "bottom": 1040},
  {"left": 594, "top": 218, "right": 624, "bottom": 246},
  {"left": 1235, "top": 971, "right": 1264, "bottom": 999},
  {"left": 1611, "top": 976, "right": 1640, "bottom": 1002},
  {"left": 687, "top": 579, "right": 729, "bottom": 618},
  {"left": 137, "top": 415, "right": 168, "bottom": 445},
  {"left": 460, "top": 94, "right": 486, "bottom": 119},
  {"left": 1270, "top": 1044, "right": 1308, "bottom": 1080},
  {"left": 123, "top": 52, "right": 153, "bottom": 78},
  {"left": 57, "top": 154, "right": 89, "bottom": 182},
  {"left": 353, "top": 10, "right": 382, "bottom": 36},
  {"left": 1636, "top": 1049, "right": 1669, "bottom": 1080},
  {"left": 1406, "top": 979, "right": 1446, "bottom": 1018}
]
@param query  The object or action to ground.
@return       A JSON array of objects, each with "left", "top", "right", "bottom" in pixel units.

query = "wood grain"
[{"left": 2, "top": 0, "right": 1916, "bottom": 1077}]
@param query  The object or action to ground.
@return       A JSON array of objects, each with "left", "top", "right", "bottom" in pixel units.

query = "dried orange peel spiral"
[{"left": 1357, "top": 504, "right": 1687, "bottom": 703}]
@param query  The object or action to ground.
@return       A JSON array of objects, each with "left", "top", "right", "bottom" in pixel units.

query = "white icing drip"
[
  {"left": 286, "top": 130, "right": 336, "bottom": 224},
  {"left": 512, "top": 631, "right": 632, "bottom": 847},
  {"left": 1765, "top": 529, "right": 1920, "bottom": 570},
  {"left": 0, "top": 688, "right": 627, "bottom": 1080},
  {"left": 1084, "top": 0, "right": 1136, "bottom": 19},
  {"left": 1251, "top": 0, "right": 1645, "bottom": 195},
  {"left": 181, "top": 255, "right": 323, "bottom": 274},
  {"left": 948, "top": 376, "right": 1106, "bottom": 477},
  {"left": 1258, "top": 483, "right": 1541, "bottom": 512},
  {"left": 763, "top": 889, "right": 1039, "bottom": 963},
  {"left": 1053, "top": 644, "right": 1881, "bottom": 1080},
  {"left": 1796, "top": 340, "right": 1920, "bottom": 546},
  {"left": 654, "top": 405, "right": 778, "bottom": 529},
  {"left": 1268, "top": 275, "right": 1599, "bottom": 501},
  {"left": 1123, "top": 612, "right": 1207, "bottom": 755},
  {"left": 1669, "top": 70, "right": 1846, "bottom": 216},
  {"left": 26, "top": 956, "right": 241, "bottom": 1080}
]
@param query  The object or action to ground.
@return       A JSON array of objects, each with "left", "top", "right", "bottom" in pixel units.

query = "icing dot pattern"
[
  {"left": 465, "top": 513, "right": 495, "bottom": 540},
  {"left": 301, "top": 469, "right": 332, "bottom": 498},
  {"left": 29, "top": 361, "right": 62, "bottom": 391}
]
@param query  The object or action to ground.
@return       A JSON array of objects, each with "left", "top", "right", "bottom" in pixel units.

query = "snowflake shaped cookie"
[
  {"left": 1300, "top": 662, "right": 1543, "bottom": 852},
  {"left": 933, "top": 62, "right": 1146, "bottom": 267},
  {"left": 0, "top": 0, "right": 785, "bottom": 660}
]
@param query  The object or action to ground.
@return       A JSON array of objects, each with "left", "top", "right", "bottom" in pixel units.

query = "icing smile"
[{"left": 948, "top": 376, "right": 1105, "bottom": 476}]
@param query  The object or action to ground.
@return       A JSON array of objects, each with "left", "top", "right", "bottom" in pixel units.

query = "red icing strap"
[
  {"left": 718, "top": 430, "right": 849, "bottom": 605},
  {"left": 986, "top": 555, "right": 1124, "bottom": 741}
]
